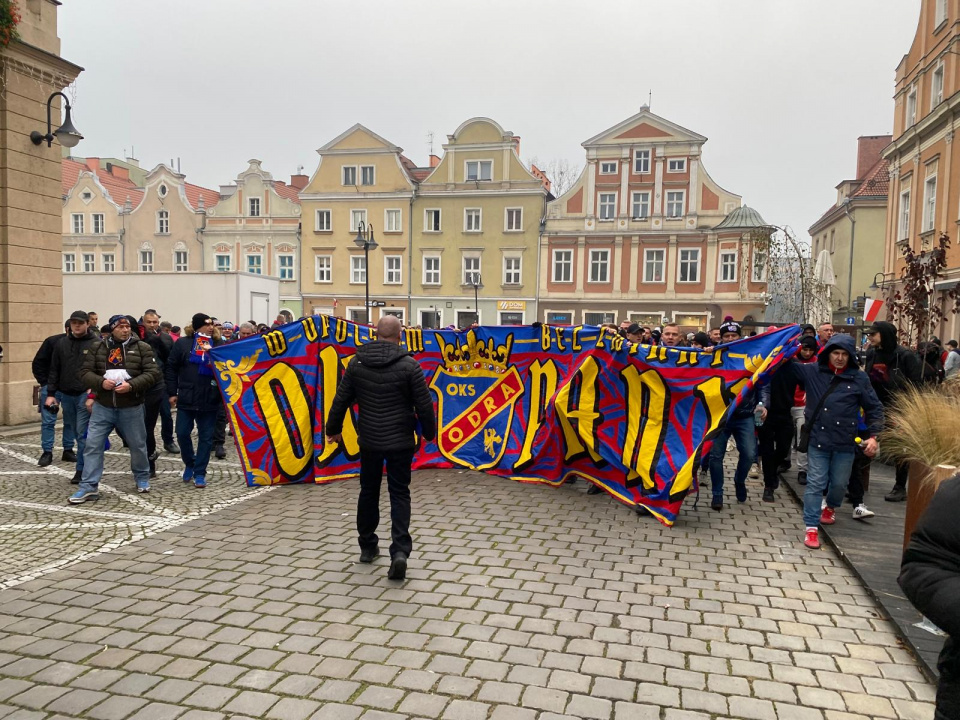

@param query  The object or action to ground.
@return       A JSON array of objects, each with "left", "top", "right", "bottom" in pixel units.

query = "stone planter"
[{"left": 903, "top": 462, "right": 958, "bottom": 550}]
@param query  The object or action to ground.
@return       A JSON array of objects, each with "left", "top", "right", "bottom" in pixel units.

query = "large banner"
[{"left": 211, "top": 318, "right": 800, "bottom": 525}]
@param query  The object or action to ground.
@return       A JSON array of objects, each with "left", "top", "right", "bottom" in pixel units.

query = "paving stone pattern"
[{"left": 0, "top": 430, "right": 938, "bottom": 719}]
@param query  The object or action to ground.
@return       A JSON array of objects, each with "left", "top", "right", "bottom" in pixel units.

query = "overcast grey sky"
[{"left": 59, "top": 0, "right": 919, "bottom": 241}]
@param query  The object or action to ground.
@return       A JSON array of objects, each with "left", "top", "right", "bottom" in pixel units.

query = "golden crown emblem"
[{"left": 436, "top": 331, "right": 513, "bottom": 376}]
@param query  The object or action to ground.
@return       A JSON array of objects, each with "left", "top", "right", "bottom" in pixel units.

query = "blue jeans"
[
  {"left": 709, "top": 415, "right": 757, "bottom": 501},
  {"left": 60, "top": 394, "right": 90, "bottom": 471},
  {"left": 176, "top": 407, "right": 217, "bottom": 479},
  {"left": 803, "top": 447, "right": 856, "bottom": 528},
  {"left": 40, "top": 385, "right": 74, "bottom": 453},
  {"left": 79, "top": 404, "right": 150, "bottom": 493}
]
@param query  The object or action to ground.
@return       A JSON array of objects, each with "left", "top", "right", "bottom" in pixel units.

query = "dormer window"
[{"left": 465, "top": 160, "right": 492, "bottom": 182}]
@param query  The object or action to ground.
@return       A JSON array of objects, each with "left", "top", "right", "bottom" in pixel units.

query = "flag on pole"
[{"left": 863, "top": 298, "right": 883, "bottom": 323}]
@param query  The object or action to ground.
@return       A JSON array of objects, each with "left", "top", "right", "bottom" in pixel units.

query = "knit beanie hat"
[
  {"left": 719, "top": 315, "right": 741, "bottom": 337},
  {"left": 192, "top": 313, "right": 212, "bottom": 331}
]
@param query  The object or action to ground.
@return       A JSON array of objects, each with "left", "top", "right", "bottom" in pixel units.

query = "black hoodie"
[
  {"left": 48, "top": 329, "right": 99, "bottom": 396},
  {"left": 864, "top": 321, "right": 921, "bottom": 406},
  {"left": 326, "top": 340, "right": 436, "bottom": 452}
]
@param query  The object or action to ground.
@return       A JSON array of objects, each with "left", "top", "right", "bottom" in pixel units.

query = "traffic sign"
[{"left": 845, "top": 316, "right": 856, "bottom": 326}]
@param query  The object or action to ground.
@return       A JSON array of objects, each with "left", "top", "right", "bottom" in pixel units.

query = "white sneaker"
[
  {"left": 748, "top": 465, "right": 760, "bottom": 479},
  {"left": 852, "top": 504, "right": 875, "bottom": 520},
  {"left": 821, "top": 498, "right": 827, "bottom": 510}
]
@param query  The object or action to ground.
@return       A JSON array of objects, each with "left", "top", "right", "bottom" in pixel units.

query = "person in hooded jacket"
[
  {"left": 32, "top": 320, "right": 75, "bottom": 466},
  {"left": 864, "top": 321, "right": 922, "bottom": 502},
  {"left": 899, "top": 473, "right": 960, "bottom": 720},
  {"left": 792, "top": 334, "right": 883, "bottom": 549},
  {"left": 325, "top": 315, "right": 436, "bottom": 581}
]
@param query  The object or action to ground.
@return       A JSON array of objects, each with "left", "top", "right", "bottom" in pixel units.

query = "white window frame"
[
  {"left": 503, "top": 255, "right": 522, "bottom": 285},
  {"left": 316, "top": 209, "right": 332, "bottom": 231},
  {"left": 384, "top": 255, "right": 402, "bottom": 285},
  {"left": 315, "top": 255, "right": 332, "bottom": 283},
  {"left": 643, "top": 248, "right": 665, "bottom": 283},
  {"left": 360, "top": 165, "right": 375, "bottom": 186},
  {"left": 350, "top": 209, "right": 367, "bottom": 232},
  {"left": 157, "top": 210, "right": 169, "bottom": 234},
  {"left": 101, "top": 253, "right": 115, "bottom": 272},
  {"left": 599, "top": 161, "right": 618, "bottom": 175},
  {"left": 63, "top": 253, "right": 76, "bottom": 273},
  {"left": 552, "top": 248, "right": 573, "bottom": 283},
  {"left": 347, "top": 307, "right": 367, "bottom": 323},
  {"left": 718, "top": 250, "right": 738, "bottom": 283},
  {"left": 498, "top": 310, "right": 525, "bottom": 325},
  {"left": 464, "top": 208, "right": 482, "bottom": 232},
  {"left": 465, "top": 159, "right": 493, "bottom": 182},
  {"left": 246, "top": 254, "right": 263, "bottom": 275},
  {"left": 342, "top": 165, "right": 357, "bottom": 186},
  {"left": 631, "top": 191, "right": 650, "bottom": 219},
  {"left": 584, "top": 311, "right": 616, "bottom": 326},
  {"left": 463, "top": 255, "right": 481, "bottom": 286},
  {"left": 598, "top": 192, "right": 617, "bottom": 221},
  {"left": 71, "top": 213, "right": 84, "bottom": 234},
  {"left": 420, "top": 308, "right": 443, "bottom": 329},
  {"left": 666, "top": 190, "right": 685, "bottom": 218},
  {"left": 174, "top": 250, "right": 189, "bottom": 272},
  {"left": 350, "top": 255, "right": 366, "bottom": 284},
  {"left": 667, "top": 158, "right": 687, "bottom": 173},
  {"left": 380, "top": 307, "right": 405, "bottom": 324},
  {"left": 424, "top": 209, "right": 442, "bottom": 232},
  {"left": 82, "top": 253, "right": 95, "bottom": 273},
  {"left": 546, "top": 311, "right": 574, "bottom": 325},
  {"left": 248, "top": 197, "right": 261, "bottom": 217},
  {"left": 92, "top": 213, "right": 104, "bottom": 234},
  {"left": 216, "top": 254, "right": 232, "bottom": 272},
  {"left": 423, "top": 255, "right": 441, "bottom": 285},
  {"left": 634, "top": 149, "right": 650, "bottom": 174},
  {"left": 936, "top": 0, "right": 948, "bottom": 25},
  {"left": 384, "top": 208, "right": 402, "bottom": 232},
  {"left": 899, "top": 188, "right": 911, "bottom": 240},
  {"left": 139, "top": 250, "right": 154, "bottom": 273},
  {"left": 907, "top": 86, "right": 917, "bottom": 127},
  {"left": 677, "top": 248, "right": 701, "bottom": 283},
  {"left": 278, "top": 253, "right": 295, "bottom": 281},
  {"left": 588, "top": 249, "right": 610, "bottom": 284},
  {"left": 924, "top": 174, "right": 938, "bottom": 232},
  {"left": 505, "top": 207, "right": 522, "bottom": 232},
  {"left": 932, "top": 63, "right": 945, "bottom": 109}
]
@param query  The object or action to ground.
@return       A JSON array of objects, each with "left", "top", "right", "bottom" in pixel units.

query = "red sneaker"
[
  {"left": 804, "top": 528, "right": 820, "bottom": 549},
  {"left": 820, "top": 507, "right": 836, "bottom": 525}
]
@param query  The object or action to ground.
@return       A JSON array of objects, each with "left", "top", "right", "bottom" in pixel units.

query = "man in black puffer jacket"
[
  {"left": 899, "top": 474, "right": 960, "bottom": 720},
  {"left": 326, "top": 314, "right": 436, "bottom": 581}
]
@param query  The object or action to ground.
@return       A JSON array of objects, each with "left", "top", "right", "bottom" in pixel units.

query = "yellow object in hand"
[{"left": 855, "top": 437, "right": 862, "bottom": 444}]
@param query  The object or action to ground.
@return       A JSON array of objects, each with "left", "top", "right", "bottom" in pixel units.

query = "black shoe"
[
  {"left": 762, "top": 488, "right": 775, "bottom": 503},
  {"left": 885, "top": 485, "right": 907, "bottom": 502},
  {"left": 164, "top": 442, "right": 180, "bottom": 454},
  {"left": 38, "top": 451, "right": 53, "bottom": 467},
  {"left": 61, "top": 449, "right": 77, "bottom": 463},
  {"left": 797, "top": 471, "right": 807, "bottom": 485},
  {"left": 586, "top": 484, "right": 602, "bottom": 495},
  {"left": 149, "top": 449, "right": 161, "bottom": 462},
  {"left": 711, "top": 496, "right": 723, "bottom": 511},
  {"left": 149, "top": 460, "right": 157, "bottom": 479},
  {"left": 70, "top": 470, "right": 82, "bottom": 485},
  {"left": 778, "top": 461, "right": 791, "bottom": 473},
  {"left": 388, "top": 553, "right": 407, "bottom": 580},
  {"left": 214, "top": 444, "right": 226, "bottom": 460},
  {"left": 359, "top": 546, "right": 379, "bottom": 564}
]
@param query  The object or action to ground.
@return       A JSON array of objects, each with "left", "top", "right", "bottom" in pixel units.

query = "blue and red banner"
[{"left": 211, "top": 317, "right": 800, "bottom": 525}]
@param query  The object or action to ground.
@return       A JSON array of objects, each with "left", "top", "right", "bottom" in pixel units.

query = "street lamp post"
[
  {"left": 469, "top": 273, "right": 483, "bottom": 325},
  {"left": 353, "top": 221, "right": 378, "bottom": 324}
]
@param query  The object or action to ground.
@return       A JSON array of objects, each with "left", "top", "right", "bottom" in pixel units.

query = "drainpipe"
[
  {"left": 196, "top": 196, "right": 207, "bottom": 271},
  {"left": 408, "top": 183, "right": 418, "bottom": 324},
  {"left": 843, "top": 198, "right": 855, "bottom": 320},
  {"left": 536, "top": 193, "right": 547, "bottom": 323}
]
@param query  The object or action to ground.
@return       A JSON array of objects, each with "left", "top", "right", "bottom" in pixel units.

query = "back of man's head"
[{"left": 377, "top": 315, "right": 402, "bottom": 342}]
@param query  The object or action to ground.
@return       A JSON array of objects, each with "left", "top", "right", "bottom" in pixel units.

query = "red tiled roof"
[
  {"left": 184, "top": 182, "right": 219, "bottom": 211},
  {"left": 62, "top": 158, "right": 145, "bottom": 208},
  {"left": 272, "top": 181, "right": 301, "bottom": 203},
  {"left": 850, "top": 157, "right": 890, "bottom": 198},
  {"left": 399, "top": 154, "right": 433, "bottom": 183}
]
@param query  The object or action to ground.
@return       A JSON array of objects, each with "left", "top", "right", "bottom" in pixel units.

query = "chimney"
[
  {"left": 111, "top": 165, "right": 130, "bottom": 180},
  {"left": 86, "top": 157, "right": 100, "bottom": 172},
  {"left": 429, "top": 154, "right": 441, "bottom": 168},
  {"left": 855, "top": 135, "right": 892, "bottom": 179},
  {"left": 289, "top": 174, "right": 308, "bottom": 191},
  {"left": 512, "top": 136, "right": 521, "bottom": 155}
]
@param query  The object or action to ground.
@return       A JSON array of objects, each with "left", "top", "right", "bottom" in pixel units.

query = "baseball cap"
[
  {"left": 626, "top": 323, "right": 642, "bottom": 335},
  {"left": 68, "top": 310, "right": 89, "bottom": 322},
  {"left": 799, "top": 336, "right": 819, "bottom": 350}
]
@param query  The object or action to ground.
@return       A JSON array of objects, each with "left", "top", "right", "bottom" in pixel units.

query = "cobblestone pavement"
[{"left": 0, "top": 428, "right": 938, "bottom": 719}]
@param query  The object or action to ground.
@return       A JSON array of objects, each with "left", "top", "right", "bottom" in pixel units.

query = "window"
[
  {"left": 71, "top": 214, "right": 84, "bottom": 234},
  {"left": 719, "top": 250, "right": 737, "bottom": 282},
  {"left": 634, "top": 150, "right": 650, "bottom": 174},
  {"left": 157, "top": 210, "right": 169, "bottom": 234},
  {"left": 937, "top": 0, "right": 947, "bottom": 25},
  {"left": 82, "top": 253, "right": 95, "bottom": 272},
  {"left": 278, "top": 254, "right": 294, "bottom": 281},
  {"left": 246, "top": 254, "right": 262, "bottom": 274},
  {"left": 600, "top": 161, "right": 618, "bottom": 174},
  {"left": 465, "top": 208, "right": 482, "bottom": 232},
  {"left": 465, "top": 160, "right": 492, "bottom": 181},
  {"left": 907, "top": 87, "right": 917, "bottom": 127},
  {"left": 643, "top": 249, "right": 665, "bottom": 283},
  {"left": 552, "top": 249, "right": 573, "bottom": 283},
  {"left": 315, "top": 255, "right": 332, "bottom": 282},
  {"left": 425, "top": 209, "right": 441, "bottom": 232},
  {"left": 216, "top": 254, "right": 231, "bottom": 272},
  {"left": 174, "top": 250, "right": 188, "bottom": 272},
  {"left": 503, "top": 256, "right": 521, "bottom": 285},
  {"left": 102, "top": 254, "right": 115, "bottom": 272},
  {"left": 751, "top": 247, "right": 767, "bottom": 282},
  {"left": 421, "top": 308, "right": 442, "bottom": 329},
  {"left": 248, "top": 197, "right": 261, "bottom": 217},
  {"left": 350, "top": 255, "right": 366, "bottom": 284},
  {"left": 423, "top": 255, "right": 441, "bottom": 285},
  {"left": 350, "top": 209, "right": 367, "bottom": 232},
  {"left": 342, "top": 166, "right": 357, "bottom": 186},
  {"left": 360, "top": 165, "right": 375, "bottom": 186},
  {"left": 899, "top": 189, "right": 911, "bottom": 240},
  {"left": 585, "top": 312, "right": 615, "bottom": 325},
  {"left": 589, "top": 249, "right": 610, "bottom": 283},
  {"left": 666, "top": 191, "right": 685, "bottom": 218},
  {"left": 547, "top": 312, "right": 573, "bottom": 324},
  {"left": 384, "top": 255, "right": 402, "bottom": 284},
  {"left": 139, "top": 250, "right": 154, "bottom": 272},
  {"left": 932, "top": 64, "right": 945, "bottom": 109},
  {"left": 316, "top": 209, "right": 331, "bottom": 231},
  {"left": 385, "top": 209, "right": 402, "bottom": 232},
  {"left": 667, "top": 158, "right": 687, "bottom": 173},
  {"left": 63, "top": 253, "right": 76, "bottom": 273},
  {"left": 678, "top": 248, "right": 700, "bottom": 283},
  {"left": 92, "top": 214, "right": 104, "bottom": 234},
  {"left": 598, "top": 192, "right": 616, "bottom": 220},
  {"left": 924, "top": 175, "right": 938, "bottom": 232},
  {"left": 506, "top": 208, "right": 522, "bottom": 231},
  {"left": 158, "top": 184, "right": 167, "bottom": 197},
  {"left": 829, "top": 229, "right": 836, "bottom": 253},
  {"left": 631, "top": 192, "right": 650, "bottom": 219},
  {"left": 463, "top": 256, "right": 481, "bottom": 285}
]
